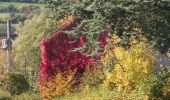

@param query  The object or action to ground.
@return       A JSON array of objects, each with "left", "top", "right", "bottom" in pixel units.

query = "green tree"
[
  {"left": 12, "top": 9, "right": 56, "bottom": 90},
  {"left": 46, "top": 0, "right": 170, "bottom": 54},
  {"left": 7, "top": 4, "right": 17, "bottom": 13}
]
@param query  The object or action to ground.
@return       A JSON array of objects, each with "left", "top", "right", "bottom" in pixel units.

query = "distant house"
[
  {"left": 0, "top": 34, "right": 6, "bottom": 50},
  {"left": 0, "top": 33, "right": 17, "bottom": 51},
  {"left": 156, "top": 54, "right": 170, "bottom": 73}
]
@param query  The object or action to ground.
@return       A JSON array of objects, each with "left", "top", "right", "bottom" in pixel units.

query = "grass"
[
  {"left": 0, "top": 13, "right": 26, "bottom": 21},
  {"left": 0, "top": 13, "right": 10, "bottom": 20},
  {"left": 0, "top": 88, "right": 11, "bottom": 100},
  {"left": 15, "top": 13, "right": 24, "bottom": 16},
  {"left": 0, "top": 89, "right": 144, "bottom": 100},
  {"left": 54, "top": 88, "right": 144, "bottom": 100},
  {"left": 0, "top": 23, "right": 16, "bottom": 35},
  {"left": 55, "top": 88, "right": 118, "bottom": 100},
  {"left": 0, "top": 88, "right": 41, "bottom": 100},
  {"left": 0, "top": 86, "right": 147, "bottom": 100}
]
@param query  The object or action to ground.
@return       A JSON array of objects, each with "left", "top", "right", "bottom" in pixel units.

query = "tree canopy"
[{"left": 47, "top": 0, "right": 170, "bottom": 54}]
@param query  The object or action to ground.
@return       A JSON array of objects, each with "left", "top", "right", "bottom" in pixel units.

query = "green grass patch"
[
  {"left": 0, "top": 88, "right": 41, "bottom": 100},
  {"left": 0, "top": 87, "right": 11, "bottom": 100},
  {"left": 0, "top": 23, "right": 17, "bottom": 35},
  {"left": 54, "top": 87, "right": 146, "bottom": 100},
  {"left": 0, "top": 13, "right": 10, "bottom": 20},
  {"left": 12, "top": 93, "right": 41, "bottom": 100},
  {"left": 15, "top": 13, "right": 24, "bottom": 16},
  {"left": 0, "top": 86, "right": 147, "bottom": 100}
]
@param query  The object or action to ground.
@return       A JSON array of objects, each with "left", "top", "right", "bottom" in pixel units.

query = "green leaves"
[
  {"left": 12, "top": 10, "right": 56, "bottom": 90},
  {"left": 47, "top": 0, "right": 170, "bottom": 54}
]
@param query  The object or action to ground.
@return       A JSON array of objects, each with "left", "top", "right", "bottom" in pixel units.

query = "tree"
[
  {"left": 46, "top": 0, "right": 170, "bottom": 54},
  {"left": 12, "top": 9, "right": 56, "bottom": 90},
  {"left": 7, "top": 4, "right": 17, "bottom": 13}
]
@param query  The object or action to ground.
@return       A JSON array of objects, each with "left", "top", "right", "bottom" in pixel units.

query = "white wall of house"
[{"left": 156, "top": 54, "right": 170, "bottom": 73}]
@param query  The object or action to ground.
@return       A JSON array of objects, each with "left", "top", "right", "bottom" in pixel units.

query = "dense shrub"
[
  {"left": 38, "top": 16, "right": 95, "bottom": 84},
  {"left": 39, "top": 70, "right": 77, "bottom": 99},
  {"left": 151, "top": 71, "right": 170, "bottom": 99},
  {"left": 83, "top": 64, "right": 105, "bottom": 89},
  {"left": 0, "top": 68, "right": 7, "bottom": 88},
  {"left": 4, "top": 73, "right": 30, "bottom": 95},
  {"left": 7, "top": 4, "right": 17, "bottom": 13},
  {"left": 38, "top": 15, "right": 109, "bottom": 99},
  {"left": 0, "top": 51, "right": 8, "bottom": 88},
  {"left": 0, "top": 51, "right": 7, "bottom": 68},
  {"left": 136, "top": 68, "right": 170, "bottom": 100},
  {"left": 102, "top": 35, "right": 156, "bottom": 91}
]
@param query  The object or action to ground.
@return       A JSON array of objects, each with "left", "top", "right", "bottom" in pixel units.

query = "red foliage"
[
  {"left": 98, "top": 28, "right": 111, "bottom": 50},
  {"left": 38, "top": 18, "right": 110, "bottom": 85}
]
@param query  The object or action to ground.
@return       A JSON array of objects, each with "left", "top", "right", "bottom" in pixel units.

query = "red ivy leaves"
[{"left": 38, "top": 18, "right": 110, "bottom": 85}]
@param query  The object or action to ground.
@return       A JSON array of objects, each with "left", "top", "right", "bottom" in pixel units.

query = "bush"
[
  {"left": 0, "top": 68, "right": 7, "bottom": 88},
  {"left": 150, "top": 70, "right": 170, "bottom": 99},
  {"left": 0, "top": 51, "right": 7, "bottom": 68},
  {"left": 4, "top": 73, "right": 30, "bottom": 95},
  {"left": 7, "top": 4, "right": 17, "bottom": 13},
  {"left": 102, "top": 35, "right": 156, "bottom": 91},
  {"left": 136, "top": 68, "right": 170, "bottom": 100},
  {"left": 0, "top": 51, "right": 8, "bottom": 88},
  {"left": 39, "top": 70, "right": 77, "bottom": 99},
  {"left": 38, "top": 15, "right": 108, "bottom": 99},
  {"left": 38, "top": 15, "right": 95, "bottom": 85},
  {"left": 0, "top": 51, "right": 27, "bottom": 96},
  {"left": 83, "top": 64, "right": 105, "bottom": 89}
]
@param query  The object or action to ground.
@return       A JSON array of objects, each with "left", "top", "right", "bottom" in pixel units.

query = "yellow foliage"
[
  {"left": 57, "top": 15, "right": 75, "bottom": 26},
  {"left": 166, "top": 48, "right": 170, "bottom": 58},
  {"left": 0, "top": 51, "right": 6, "bottom": 68},
  {"left": 39, "top": 70, "right": 77, "bottom": 99},
  {"left": 102, "top": 35, "right": 156, "bottom": 91},
  {"left": 0, "top": 51, "right": 8, "bottom": 83},
  {"left": 0, "top": 68, "right": 7, "bottom": 86}
]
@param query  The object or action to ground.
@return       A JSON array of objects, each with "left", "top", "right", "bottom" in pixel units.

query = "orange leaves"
[
  {"left": 39, "top": 70, "right": 77, "bottom": 99},
  {"left": 57, "top": 15, "right": 76, "bottom": 26}
]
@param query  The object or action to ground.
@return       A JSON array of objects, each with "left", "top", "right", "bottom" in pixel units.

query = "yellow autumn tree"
[{"left": 102, "top": 35, "right": 156, "bottom": 91}]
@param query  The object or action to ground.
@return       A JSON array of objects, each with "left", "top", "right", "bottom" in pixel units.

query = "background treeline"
[
  {"left": 0, "top": 1, "right": 43, "bottom": 35},
  {"left": 0, "top": 3, "right": 41, "bottom": 13},
  {"left": 0, "top": 2, "right": 42, "bottom": 23},
  {"left": 0, "top": 0, "right": 45, "bottom": 3}
]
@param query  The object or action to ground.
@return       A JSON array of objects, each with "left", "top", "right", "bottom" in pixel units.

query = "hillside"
[
  {"left": 0, "top": 1, "right": 43, "bottom": 35},
  {"left": 0, "top": 2, "right": 43, "bottom": 8},
  {"left": 0, "top": 2, "right": 43, "bottom": 22},
  {"left": 0, "top": 0, "right": 43, "bottom": 3}
]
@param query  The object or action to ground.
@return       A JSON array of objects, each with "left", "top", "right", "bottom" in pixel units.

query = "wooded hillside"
[{"left": 0, "top": 0, "right": 44, "bottom": 3}]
